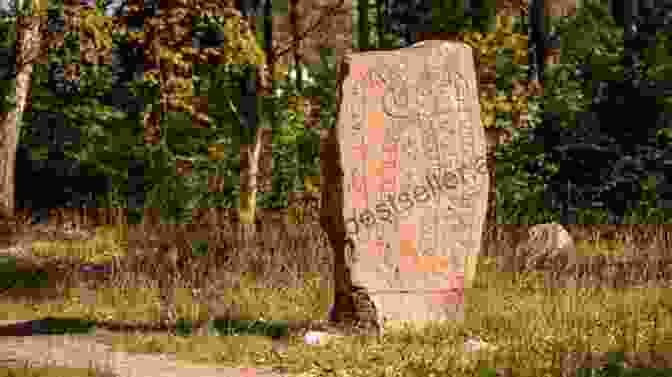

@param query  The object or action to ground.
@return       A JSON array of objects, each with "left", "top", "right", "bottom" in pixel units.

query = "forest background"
[{"left": 0, "top": 0, "right": 670, "bottom": 231}]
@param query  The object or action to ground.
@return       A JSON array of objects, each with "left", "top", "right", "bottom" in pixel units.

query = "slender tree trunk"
[
  {"left": 290, "top": 0, "right": 302, "bottom": 91},
  {"left": 239, "top": 116, "right": 266, "bottom": 241},
  {"left": 236, "top": 1, "right": 258, "bottom": 242},
  {"left": 141, "top": 5, "right": 164, "bottom": 148},
  {"left": 0, "top": 15, "right": 42, "bottom": 221},
  {"left": 236, "top": 0, "right": 279, "bottom": 241},
  {"left": 357, "top": 0, "right": 370, "bottom": 50},
  {"left": 259, "top": 0, "right": 275, "bottom": 194},
  {"left": 375, "top": 0, "right": 385, "bottom": 48}
]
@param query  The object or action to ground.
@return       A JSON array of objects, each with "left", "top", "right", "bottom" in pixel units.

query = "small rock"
[
  {"left": 463, "top": 337, "right": 498, "bottom": 353},
  {"left": 515, "top": 223, "right": 577, "bottom": 276},
  {"left": 303, "top": 330, "right": 345, "bottom": 346}
]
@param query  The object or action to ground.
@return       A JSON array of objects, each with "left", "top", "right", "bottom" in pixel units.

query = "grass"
[{"left": 1, "top": 211, "right": 672, "bottom": 377}]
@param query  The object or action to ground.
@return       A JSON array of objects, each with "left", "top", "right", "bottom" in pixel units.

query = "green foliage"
[
  {"left": 0, "top": 20, "right": 18, "bottom": 116},
  {"left": 0, "top": 9, "right": 269, "bottom": 222},
  {"left": 298, "top": 47, "right": 339, "bottom": 131},
  {"left": 432, "top": 0, "right": 498, "bottom": 33},
  {"left": 4, "top": 2, "right": 573, "bottom": 224},
  {"left": 140, "top": 144, "right": 205, "bottom": 225},
  {"left": 352, "top": 0, "right": 406, "bottom": 50},
  {"left": 0, "top": 255, "right": 51, "bottom": 292},
  {"left": 257, "top": 47, "right": 338, "bottom": 210},
  {"left": 551, "top": 0, "right": 622, "bottom": 67},
  {"left": 494, "top": 0, "right": 672, "bottom": 224},
  {"left": 0, "top": 0, "right": 336, "bottom": 221}
]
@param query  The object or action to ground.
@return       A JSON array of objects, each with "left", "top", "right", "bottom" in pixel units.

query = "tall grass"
[{"left": 0, "top": 208, "right": 671, "bottom": 377}]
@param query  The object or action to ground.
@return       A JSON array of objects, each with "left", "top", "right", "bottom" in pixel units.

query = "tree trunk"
[
  {"left": 290, "top": 0, "right": 302, "bottom": 91},
  {"left": 239, "top": 123, "right": 267, "bottom": 242},
  {"left": 357, "top": 0, "right": 370, "bottom": 51},
  {"left": 375, "top": 0, "right": 385, "bottom": 48},
  {"left": 0, "top": 15, "right": 42, "bottom": 221},
  {"left": 143, "top": 14, "right": 164, "bottom": 147},
  {"left": 259, "top": 0, "right": 275, "bottom": 193}
]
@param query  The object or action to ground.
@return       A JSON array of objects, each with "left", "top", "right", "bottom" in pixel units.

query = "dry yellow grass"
[{"left": 0, "top": 214, "right": 671, "bottom": 377}]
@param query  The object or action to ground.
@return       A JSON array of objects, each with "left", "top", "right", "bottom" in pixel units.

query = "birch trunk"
[
  {"left": 0, "top": 15, "right": 42, "bottom": 221},
  {"left": 239, "top": 124, "right": 269, "bottom": 242}
]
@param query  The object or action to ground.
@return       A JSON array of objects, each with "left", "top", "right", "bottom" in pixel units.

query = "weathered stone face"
[{"left": 320, "top": 40, "right": 489, "bottom": 335}]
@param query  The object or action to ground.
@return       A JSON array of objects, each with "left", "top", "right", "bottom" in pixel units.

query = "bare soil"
[{"left": 0, "top": 320, "right": 297, "bottom": 377}]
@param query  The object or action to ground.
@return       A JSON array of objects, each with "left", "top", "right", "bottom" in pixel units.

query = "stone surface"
[
  {"left": 320, "top": 40, "right": 489, "bottom": 336},
  {"left": 514, "top": 223, "right": 577, "bottom": 280}
]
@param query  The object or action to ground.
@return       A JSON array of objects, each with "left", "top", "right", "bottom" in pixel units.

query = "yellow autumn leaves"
[
  {"left": 456, "top": 15, "right": 533, "bottom": 129},
  {"left": 207, "top": 143, "right": 227, "bottom": 161},
  {"left": 282, "top": 15, "right": 534, "bottom": 134},
  {"left": 30, "top": 0, "right": 49, "bottom": 15},
  {"left": 80, "top": 8, "right": 116, "bottom": 50},
  {"left": 287, "top": 175, "right": 321, "bottom": 225}
]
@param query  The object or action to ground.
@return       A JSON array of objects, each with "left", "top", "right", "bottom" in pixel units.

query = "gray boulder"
[{"left": 514, "top": 223, "right": 578, "bottom": 285}]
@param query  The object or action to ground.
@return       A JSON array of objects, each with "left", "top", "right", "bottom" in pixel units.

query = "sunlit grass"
[
  {"left": 1, "top": 219, "right": 671, "bottom": 377},
  {"left": 29, "top": 225, "right": 128, "bottom": 265}
]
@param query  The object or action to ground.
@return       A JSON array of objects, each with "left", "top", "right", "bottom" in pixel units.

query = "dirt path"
[{"left": 0, "top": 320, "right": 301, "bottom": 377}]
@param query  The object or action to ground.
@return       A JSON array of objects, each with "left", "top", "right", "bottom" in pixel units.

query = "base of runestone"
[
  {"left": 328, "top": 285, "right": 467, "bottom": 338},
  {"left": 328, "top": 287, "right": 382, "bottom": 336}
]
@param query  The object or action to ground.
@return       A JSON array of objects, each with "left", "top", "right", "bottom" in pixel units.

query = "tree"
[
  {"left": 265, "top": 0, "right": 352, "bottom": 69},
  {"left": 3, "top": 0, "right": 354, "bottom": 231},
  {"left": 99, "top": 0, "right": 352, "bottom": 230},
  {"left": 528, "top": 0, "right": 579, "bottom": 84},
  {"left": 374, "top": 0, "right": 393, "bottom": 48},
  {"left": 259, "top": 0, "right": 275, "bottom": 194},
  {"left": 521, "top": 0, "right": 672, "bottom": 224},
  {"left": 528, "top": 0, "right": 547, "bottom": 83},
  {"left": 0, "top": 0, "right": 267, "bottom": 226},
  {"left": 233, "top": 0, "right": 354, "bottom": 238},
  {"left": 0, "top": 0, "right": 45, "bottom": 221},
  {"left": 69, "top": 0, "right": 267, "bottom": 226},
  {"left": 358, "top": 0, "right": 370, "bottom": 50},
  {"left": 383, "top": 0, "right": 499, "bottom": 47},
  {"left": 290, "top": 0, "right": 302, "bottom": 90},
  {"left": 234, "top": 0, "right": 268, "bottom": 240}
]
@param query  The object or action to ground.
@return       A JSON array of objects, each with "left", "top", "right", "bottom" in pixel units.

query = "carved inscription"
[{"left": 330, "top": 40, "right": 489, "bottom": 329}]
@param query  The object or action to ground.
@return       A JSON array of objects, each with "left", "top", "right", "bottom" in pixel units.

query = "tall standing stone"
[{"left": 320, "top": 40, "right": 489, "bottom": 336}]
